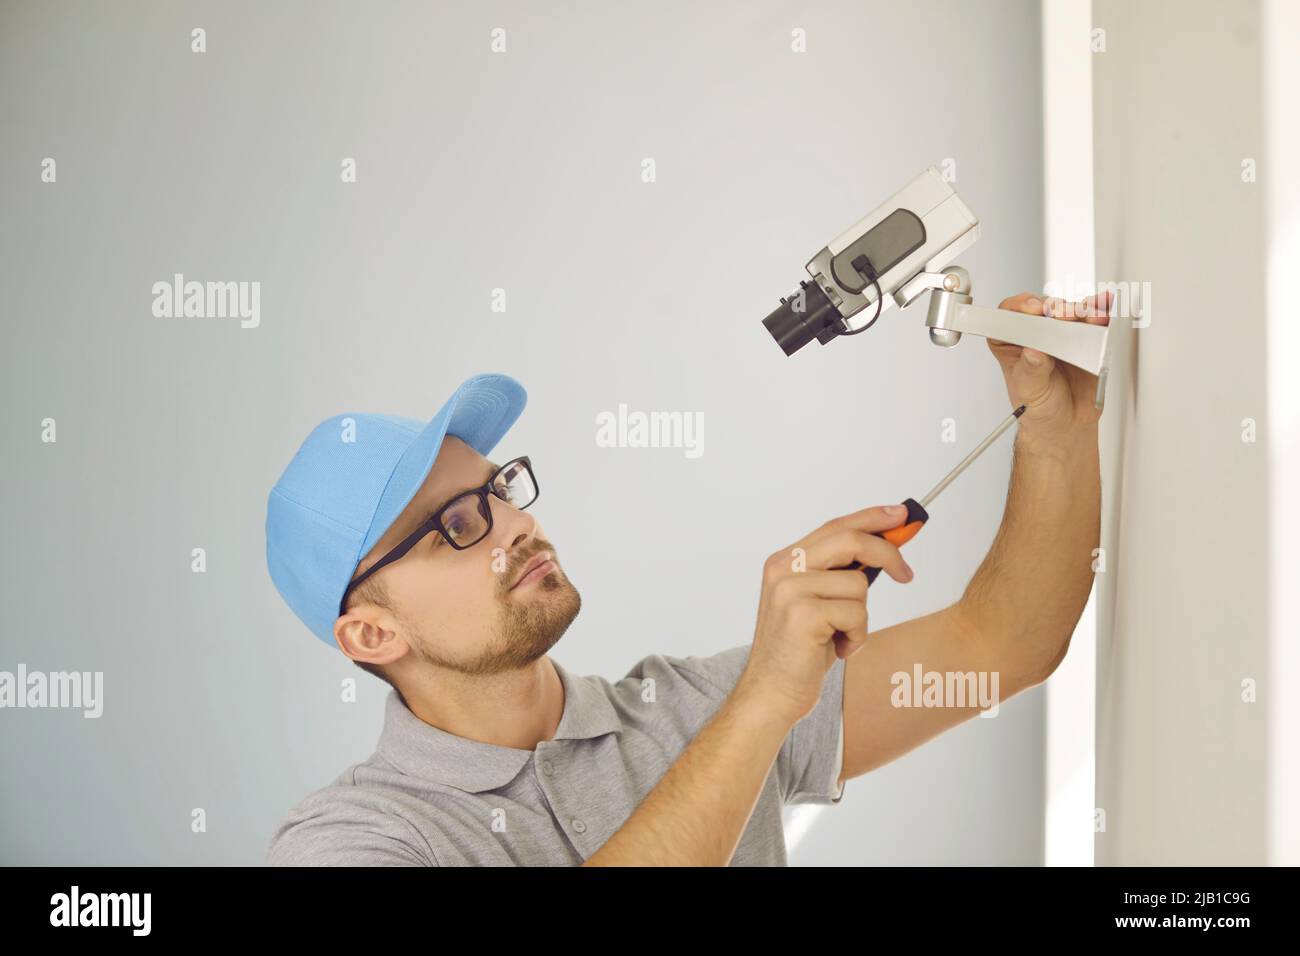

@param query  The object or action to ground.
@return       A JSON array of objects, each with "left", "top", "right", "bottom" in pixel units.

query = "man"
[{"left": 264, "top": 289, "right": 1109, "bottom": 866}]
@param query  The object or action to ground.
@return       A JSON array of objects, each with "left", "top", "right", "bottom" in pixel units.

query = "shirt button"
[
  {"left": 542, "top": 760, "right": 554, "bottom": 776},
  {"left": 572, "top": 819, "right": 586, "bottom": 833}
]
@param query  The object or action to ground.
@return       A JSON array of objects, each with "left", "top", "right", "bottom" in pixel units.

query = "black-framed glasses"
[{"left": 339, "top": 455, "right": 538, "bottom": 613}]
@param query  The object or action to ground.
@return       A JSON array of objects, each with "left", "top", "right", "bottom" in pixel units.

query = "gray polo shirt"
[{"left": 266, "top": 643, "right": 845, "bottom": 866}]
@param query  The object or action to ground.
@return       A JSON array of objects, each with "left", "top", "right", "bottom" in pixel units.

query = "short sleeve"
[
  {"left": 782, "top": 659, "right": 846, "bottom": 806},
  {"left": 633, "top": 643, "right": 846, "bottom": 807},
  {"left": 265, "top": 789, "right": 436, "bottom": 867}
]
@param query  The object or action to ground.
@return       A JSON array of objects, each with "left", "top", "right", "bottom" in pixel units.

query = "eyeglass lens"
[{"left": 442, "top": 460, "right": 538, "bottom": 546}]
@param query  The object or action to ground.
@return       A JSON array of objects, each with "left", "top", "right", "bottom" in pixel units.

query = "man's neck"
[{"left": 396, "top": 656, "right": 565, "bottom": 752}]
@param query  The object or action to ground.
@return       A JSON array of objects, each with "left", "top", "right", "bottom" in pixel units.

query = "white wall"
[{"left": 1092, "top": 0, "right": 1270, "bottom": 865}]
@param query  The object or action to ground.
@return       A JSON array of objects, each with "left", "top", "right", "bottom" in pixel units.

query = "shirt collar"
[{"left": 375, "top": 657, "right": 622, "bottom": 793}]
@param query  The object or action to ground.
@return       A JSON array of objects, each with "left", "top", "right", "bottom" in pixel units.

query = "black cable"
[{"left": 835, "top": 254, "right": 884, "bottom": 337}]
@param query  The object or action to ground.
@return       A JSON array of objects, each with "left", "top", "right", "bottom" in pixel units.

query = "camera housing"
[{"left": 762, "top": 166, "right": 981, "bottom": 355}]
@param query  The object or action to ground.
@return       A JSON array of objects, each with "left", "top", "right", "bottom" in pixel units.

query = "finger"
[
  {"left": 802, "top": 529, "right": 913, "bottom": 582},
  {"left": 1019, "top": 346, "right": 1053, "bottom": 368},
  {"left": 1019, "top": 333, "right": 1057, "bottom": 376},
  {"left": 832, "top": 625, "right": 868, "bottom": 660},
  {"left": 1042, "top": 295, "right": 1091, "bottom": 322},
  {"left": 1043, "top": 290, "right": 1114, "bottom": 325},
  {"left": 792, "top": 503, "right": 909, "bottom": 552},
  {"left": 819, "top": 598, "right": 870, "bottom": 662},
  {"left": 1081, "top": 289, "right": 1113, "bottom": 325},
  {"left": 779, "top": 568, "right": 870, "bottom": 602},
  {"left": 996, "top": 291, "right": 1046, "bottom": 315},
  {"left": 813, "top": 597, "right": 868, "bottom": 641}
]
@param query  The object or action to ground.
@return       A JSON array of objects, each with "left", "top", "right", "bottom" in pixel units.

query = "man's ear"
[{"left": 334, "top": 608, "right": 405, "bottom": 667}]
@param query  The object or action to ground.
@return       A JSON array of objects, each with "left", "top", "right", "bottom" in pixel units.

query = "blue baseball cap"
[{"left": 265, "top": 372, "right": 528, "bottom": 647}]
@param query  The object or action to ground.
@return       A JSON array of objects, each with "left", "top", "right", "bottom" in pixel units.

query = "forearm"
[
  {"left": 583, "top": 678, "right": 793, "bottom": 866},
  {"left": 959, "top": 422, "right": 1101, "bottom": 688}
]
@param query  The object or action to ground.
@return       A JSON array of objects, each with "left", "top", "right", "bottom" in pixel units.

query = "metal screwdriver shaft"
[
  {"left": 919, "top": 404, "right": 1027, "bottom": 509},
  {"left": 849, "top": 404, "right": 1028, "bottom": 585}
]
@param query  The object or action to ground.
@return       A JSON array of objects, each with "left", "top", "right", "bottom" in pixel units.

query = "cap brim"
[{"left": 356, "top": 373, "right": 528, "bottom": 562}]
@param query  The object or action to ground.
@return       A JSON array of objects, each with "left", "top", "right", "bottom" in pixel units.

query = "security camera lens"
[{"left": 761, "top": 281, "right": 843, "bottom": 355}]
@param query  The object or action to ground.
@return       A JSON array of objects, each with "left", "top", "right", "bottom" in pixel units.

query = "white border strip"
[
  {"left": 1264, "top": 0, "right": 1300, "bottom": 867},
  {"left": 1041, "top": 0, "right": 1096, "bottom": 868}
]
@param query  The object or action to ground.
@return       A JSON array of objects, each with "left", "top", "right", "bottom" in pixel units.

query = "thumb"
[
  {"left": 1021, "top": 345, "right": 1055, "bottom": 375},
  {"left": 1014, "top": 346, "right": 1055, "bottom": 404}
]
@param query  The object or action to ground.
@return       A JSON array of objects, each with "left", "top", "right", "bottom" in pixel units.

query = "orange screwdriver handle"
[{"left": 842, "top": 497, "right": 929, "bottom": 584}]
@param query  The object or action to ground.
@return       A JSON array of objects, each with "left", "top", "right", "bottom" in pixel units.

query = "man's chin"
[
  {"left": 504, "top": 574, "right": 581, "bottom": 665},
  {"left": 534, "top": 572, "right": 580, "bottom": 623}
]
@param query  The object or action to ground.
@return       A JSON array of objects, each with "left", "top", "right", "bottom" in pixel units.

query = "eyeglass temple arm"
[{"left": 338, "top": 518, "right": 435, "bottom": 612}]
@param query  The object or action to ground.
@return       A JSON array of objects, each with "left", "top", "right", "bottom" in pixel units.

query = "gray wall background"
[{"left": 1, "top": 0, "right": 1047, "bottom": 865}]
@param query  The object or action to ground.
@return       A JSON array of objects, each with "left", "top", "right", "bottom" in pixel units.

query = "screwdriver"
[{"left": 848, "top": 404, "right": 1027, "bottom": 584}]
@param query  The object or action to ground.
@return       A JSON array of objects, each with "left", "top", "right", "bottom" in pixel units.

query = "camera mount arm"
[{"left": 904, "top": 266, "right": 1111, "bottom": 411}]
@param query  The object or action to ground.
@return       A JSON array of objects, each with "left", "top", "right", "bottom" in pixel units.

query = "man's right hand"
[{"left": 739, "top": 504, "right": 915, "bottom": 723}]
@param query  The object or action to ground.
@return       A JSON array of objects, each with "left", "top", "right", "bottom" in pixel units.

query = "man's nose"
[{"left": 488, "top": 493, "right": 536, "bottom": 553}]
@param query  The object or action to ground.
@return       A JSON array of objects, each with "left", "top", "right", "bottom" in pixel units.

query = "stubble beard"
[{"left": 406, "top": 562, "right": 582, "bottom": 677}]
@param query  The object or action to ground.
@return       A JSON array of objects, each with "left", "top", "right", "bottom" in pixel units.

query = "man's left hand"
[{"left": 987, "top": 290, "right": 1112, "bottom": 442}]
